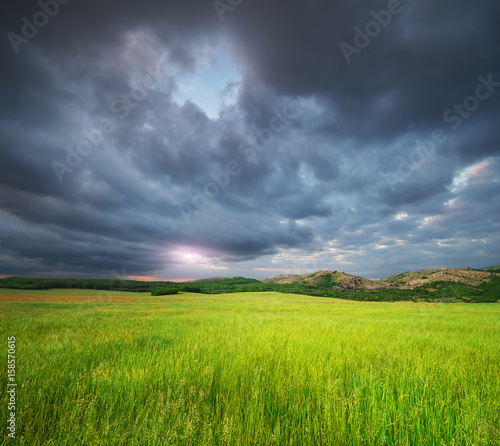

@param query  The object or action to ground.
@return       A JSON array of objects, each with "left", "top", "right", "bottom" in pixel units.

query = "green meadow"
[{"left": 1, "top": 289, "right": 499, "bottom": 445}]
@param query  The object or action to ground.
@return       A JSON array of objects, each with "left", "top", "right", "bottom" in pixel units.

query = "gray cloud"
[{"left": 0, "top": 0, "right": 499, "bottom": 280}]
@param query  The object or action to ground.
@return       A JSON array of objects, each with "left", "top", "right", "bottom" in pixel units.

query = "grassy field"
[{"left": 1, "top": 289, "right": 499, "bottom": 445}]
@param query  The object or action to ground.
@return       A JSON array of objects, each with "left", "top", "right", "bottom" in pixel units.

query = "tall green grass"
[{"left": 1, "top": 290, "right": 499, "bottom": 445}]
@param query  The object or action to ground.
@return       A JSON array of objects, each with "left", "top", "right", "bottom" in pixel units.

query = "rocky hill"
[
  {"left": 262, "top": 267, "right": 499, "bottom": 290},
  {"left": 262, "top": 270, "right": 397, "bottom": 290},
  {"left": 380, "top": 268, "right": 498, "bottom": 289}
]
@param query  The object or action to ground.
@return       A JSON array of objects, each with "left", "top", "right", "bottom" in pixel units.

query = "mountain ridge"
[{"left": 261, "top": 267, "right": 500, "bottom": 290}]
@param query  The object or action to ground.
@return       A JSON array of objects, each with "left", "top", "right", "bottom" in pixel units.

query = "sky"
[{"left": 0, "top": 0, "right": 499, "bottom": 281}]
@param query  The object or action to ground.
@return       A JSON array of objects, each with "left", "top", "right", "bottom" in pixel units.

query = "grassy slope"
[
  {"left": 260, "top": 272, "right": 317, "bottom": 284},
  {"left": 1, "top": 289, "right": 499, "bottom": 445},
  {"left": 190, "top": 277, "right": 261, "bottom": 284},
  {"left": 479, "top": 265, "right": 500, "bottom": 274}
]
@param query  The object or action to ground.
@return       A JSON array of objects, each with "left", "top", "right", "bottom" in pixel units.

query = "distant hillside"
[
  {"left": 261, "top": 273, "right": 315, "bottom": 285},
  {"left": 188, "top": 276, "right": 227, "bottom": 283},
  {"left": 262, "top": 270, "right": 396, "bottom": 290},
  {"left": 479, "top": 265, "right": 500, "bottom": 274},
  {"left": 263, "top": 267, "right": 500, "bottom": 291},
  {"left": 1, "top": 266, "right": 498, "bottom": 302},
  {"left": 189, "top": 276, "right": 261, "bottom": 284},
  {"left": 380, "top": 268, "right": 498, "bottom": 289}
]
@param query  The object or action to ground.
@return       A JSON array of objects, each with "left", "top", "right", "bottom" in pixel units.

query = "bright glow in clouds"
[
  {"left": 449, "top": 159, "right": 495, "bottom": 193},
  {"left": 394, "top": 212, "right": 409, "bottom": 220},
  {"left": 166, "top": 245, "right": 208, "bottom": 265}
]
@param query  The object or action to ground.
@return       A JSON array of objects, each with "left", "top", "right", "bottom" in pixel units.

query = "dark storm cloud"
[
  {"left": 231, "top": 1, "right": 500, "bottom": 140},
  {"left": 0, "top": 0, "right": 499, "bottom": 279}
]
